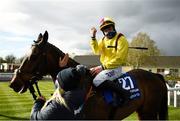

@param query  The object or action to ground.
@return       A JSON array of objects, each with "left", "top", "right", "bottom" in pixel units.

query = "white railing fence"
[
  {"left": 0, "top": 73, "right": 51, "bottom": 81},
  {"left": 0, "top": 73, "right": 13, "bottom": 81},
  {"left": 167, "top": 83, "right": 180, "bottom": 107}
]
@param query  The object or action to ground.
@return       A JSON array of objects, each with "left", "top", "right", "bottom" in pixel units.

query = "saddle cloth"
[{"left": 103, "top": 73, "right": 141, "bottom": 105}]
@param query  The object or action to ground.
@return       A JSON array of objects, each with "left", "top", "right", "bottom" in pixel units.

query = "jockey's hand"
[
  {"left": 90, "top": 27, "right": 97, "bottom": 38},
  {"left": 90, "top": 65, "right": 103, "bottom": 76},
  {"left": 37, "top": 96, "right": 46, "bottom": 102},
  {"left": 59, "top": 53, "right": 69, "bottom": 67}
]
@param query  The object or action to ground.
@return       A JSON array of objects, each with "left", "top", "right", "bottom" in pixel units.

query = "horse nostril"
[
  {"left": 9, "top": 80, "right": 22, "bottom": 92},
  {"left": 9, "top": 81, "right": 15, "bottom": 88}
]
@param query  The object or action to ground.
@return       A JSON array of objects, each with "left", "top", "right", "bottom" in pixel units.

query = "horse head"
[
  {"left": 9, "top": 31, "right": 79, "bottom": 93},
  {"left": 9, "top": 31, "right": 99, "bottom": 118}
]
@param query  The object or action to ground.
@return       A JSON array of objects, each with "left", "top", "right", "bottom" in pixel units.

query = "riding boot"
[{"left": 98, "top": 80, "right": 131, "bottom": 106}]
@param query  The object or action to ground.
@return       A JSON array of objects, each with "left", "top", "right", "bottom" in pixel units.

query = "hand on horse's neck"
[{"left": 50, "top": 57, "right": 79, "bottom": 83}]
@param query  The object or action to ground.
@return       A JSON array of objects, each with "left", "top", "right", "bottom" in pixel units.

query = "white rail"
[
  {"left": 0, "top": 73, "right": 51, "bottom": 81},
  {"left": 167, "top": 83, "right": 180, "bottom": 107},
  {"left": 0, "top": 73, "right": 13, "bottom": 81}
]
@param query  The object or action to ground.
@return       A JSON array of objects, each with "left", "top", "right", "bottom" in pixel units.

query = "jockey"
[
  {"left": 30, "top": 65, "right": 87, "bottom": 120},
  {"left": 90, "top": 17, "right": 130, "bottom": 106}
]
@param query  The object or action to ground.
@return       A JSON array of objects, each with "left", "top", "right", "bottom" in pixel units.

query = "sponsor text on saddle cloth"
[{"left": 103, "top": 73, "right": 141, "bottom": 105}]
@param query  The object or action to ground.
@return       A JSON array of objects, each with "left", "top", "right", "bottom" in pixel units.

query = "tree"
[
  {"left": 0, "top": 57, "right": 5, "bottom": 64},
  {"left": 5, "top": 54, "right": 16, "bottom": 63},
  {"left": 127, "top": 32, "right": 161, "bottom": 68},
  {"left": 15, "top": 56, "right": 25, "bottom": 64}
]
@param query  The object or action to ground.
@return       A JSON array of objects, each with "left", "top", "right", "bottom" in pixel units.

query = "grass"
[
  {"left": 0, "top": 81, "right": 54, "bottom": 120},
  {"left": 123, "top": 106, "right": 180, "bottom": 120},
  {"left": 1, "top": 81, "right": 180, "bottom": 120}
]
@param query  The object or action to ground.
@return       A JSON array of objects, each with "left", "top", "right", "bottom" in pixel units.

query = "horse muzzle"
[{"left": 9, "top": 77, "right": 28, "bottom": 93}]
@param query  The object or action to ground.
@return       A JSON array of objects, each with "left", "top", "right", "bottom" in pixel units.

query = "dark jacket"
[{"left": 30, "top": 89, "right": 85, "bottom": 120}]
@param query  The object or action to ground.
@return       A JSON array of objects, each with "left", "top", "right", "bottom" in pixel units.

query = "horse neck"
[
  {"left": 47, "top": 43, "right": 79, "bottom": 82},
  {"left": 67, "top": 57, "right": 80, "bottom": 67},
  {"left": 49, "top": 58, "right": 79, "bottom": 83}
]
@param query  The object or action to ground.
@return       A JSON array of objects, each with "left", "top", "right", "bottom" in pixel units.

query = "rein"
[
  {"left": 29, "top": 78, "right": 41, "bottom": 100},
  {"left": 28, "top": 44, "right": 48, "bottom": 100}
]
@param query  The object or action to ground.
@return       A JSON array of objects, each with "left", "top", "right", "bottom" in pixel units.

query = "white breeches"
[{"left": 93, "top": 67, "right": 122, "bottom": 87}]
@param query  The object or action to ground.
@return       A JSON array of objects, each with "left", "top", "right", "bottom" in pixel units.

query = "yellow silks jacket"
[{"left": 90, "top": 33, "right": 129, "bottom": 69}]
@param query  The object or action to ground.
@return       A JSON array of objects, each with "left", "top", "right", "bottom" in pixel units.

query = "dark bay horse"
[{"left": 9, "top": 31, "right": 168, "bottom": 120}]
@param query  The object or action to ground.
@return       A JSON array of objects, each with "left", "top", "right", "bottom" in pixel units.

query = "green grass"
[
  {"left": 0, "top": 81, "right": 180, "bottom": 120},
  {"left": 0, "top": 81, "right": 54, "bottom": 120},
  {"left": 123, "top": 106, "right": 180, "bottom": 120}
]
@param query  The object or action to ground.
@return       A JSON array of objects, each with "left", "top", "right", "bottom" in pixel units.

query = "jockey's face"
[{"left": 102, "top": 26, "right": 114, "bottom": 36}]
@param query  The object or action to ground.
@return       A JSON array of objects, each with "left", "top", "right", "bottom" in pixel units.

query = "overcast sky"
[{"left": 0, "top": 0, "right": 180, "bottom": 58}]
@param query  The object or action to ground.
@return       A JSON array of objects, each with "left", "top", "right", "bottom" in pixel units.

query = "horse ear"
[
  {"left": 38, "top": 31, "right": 48, "bottom": 46},
  {"left": 43, "top": 31, "right": 48, "bottom": 43},
  {"left": 37, "top": 33, "right": 43, "bottom": 42},
  {"left": 34, "top": 33, "right": 43, "bottom": 43},
  {"left": 38, "top": 33, "right": 43, "bottom": 39}
]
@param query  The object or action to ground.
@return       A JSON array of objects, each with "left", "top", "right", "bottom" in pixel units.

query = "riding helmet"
[{"left": 99, "top": 17, "right": 115, "bottom": 31}]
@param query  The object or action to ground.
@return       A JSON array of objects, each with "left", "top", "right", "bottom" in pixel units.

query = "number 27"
[{"left": 118, "top": 76, "right": 134, "bottom": 90}]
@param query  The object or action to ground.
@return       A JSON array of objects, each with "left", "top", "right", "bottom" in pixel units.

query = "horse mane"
[
  {"left": 46, "top": 42, "right": 65, "bottom": 57},
  {"left": 51, "top": 42, "right": 79, "bottom": 66}
]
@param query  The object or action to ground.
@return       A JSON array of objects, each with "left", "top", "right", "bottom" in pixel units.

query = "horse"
[{"left": 9, "top": 31, "right": 168, "bottom": 120}]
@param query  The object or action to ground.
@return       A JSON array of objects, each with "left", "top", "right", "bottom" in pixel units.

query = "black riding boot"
[{"left": 98, "top": 80, "right": 130, "bottom": 106}]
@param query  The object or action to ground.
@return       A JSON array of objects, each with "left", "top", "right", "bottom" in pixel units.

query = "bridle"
[{"left": 15, "top": 43, "right": 49, "bottom": 100}]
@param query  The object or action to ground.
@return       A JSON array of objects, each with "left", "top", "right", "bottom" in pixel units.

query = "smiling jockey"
[{"left": 90, "top": 17, "right": 130, "bottom": 106}]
